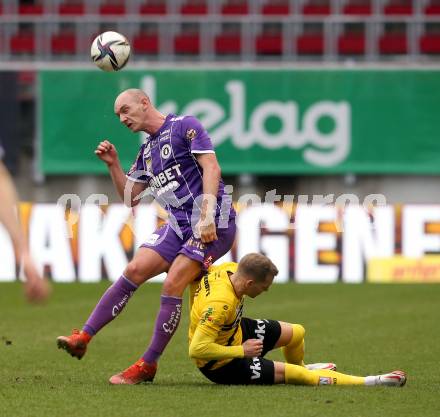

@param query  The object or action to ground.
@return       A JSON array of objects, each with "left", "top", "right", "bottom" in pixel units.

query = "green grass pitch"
[{"left": 0, "top": 282, "right": 438, "bottom": 417}]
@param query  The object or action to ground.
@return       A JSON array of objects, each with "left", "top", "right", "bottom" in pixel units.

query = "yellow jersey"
[{"left": 188, "top": 262, "right": 245, "bottom": 370}]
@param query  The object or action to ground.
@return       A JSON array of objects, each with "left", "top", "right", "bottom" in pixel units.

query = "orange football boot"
[
  {"left": 109, "top": 359, "right": 157, "bottom": 385},
  {"left": 56, "top": 329, "right": 91, "bottom": 360}
]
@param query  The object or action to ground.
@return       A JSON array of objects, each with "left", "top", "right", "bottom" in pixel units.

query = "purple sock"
[
  {"left": 142, "top": 295, "right": 182, "bottom": 363},
  {"left": 82, "top": 275, "right": 138, "bottom": 336}
]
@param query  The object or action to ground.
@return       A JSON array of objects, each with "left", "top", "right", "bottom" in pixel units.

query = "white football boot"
[
  {"left": 305, "top": 362, "right": 337, "bottom": 371},
  {"left": 373, "top": 370, "right": 407, "bottom": 387}
]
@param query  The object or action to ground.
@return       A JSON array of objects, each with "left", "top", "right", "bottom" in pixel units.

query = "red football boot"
[
  {"left": 56, "top": 329, "right": 91, "bottom": 360},
  {"left": 109, "top": 359, "right": 157, "bottom": 385}
]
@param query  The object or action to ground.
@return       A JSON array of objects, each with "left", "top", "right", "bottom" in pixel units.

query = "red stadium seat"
[
  {"left": 215, "top": 34, "right": 241, "bottom": 55},
  {"left": 58, "top": 2, "right": 85, "bottom": 15},
  {"left": 221, "top": 0, "right": 249, "bottom": 15},
  {"left": 302, "top": 0, "right": 331, "bottom": 15},
  {"left": 297, "top": 34, "right": 324, "bottom": 54},
  {"left": 420, "top": 35, "right": 440, "bottom": 53},
  {"left": 19, "top": 4, "right": 44, "bottom": 15},
  {"left": 51, "top": 33, "right": 76, "bottom": 55},
  {"left": 425, "top": 0, "right": 440, "bottom": 15},
  {"left": 379, "top": 34, "right": 407, "bottom": 54},
  {"left": 99, "top": 1, "right": 125, "bottom": 15},
  {"left": 132, "top": 34, "right": 159, "bottom": 54},
  {"left": 139, "top": 1, "right": 167, "bottom": 14},
  {"left": 425, "top": 5, "right": 440, "bottom": 14},
  {"left": 383, "top": 0, "right": 413, "bottom": 15},
  {"left": 343, "top": 0, "right": 372, "bottom": 15},
  {"left": 261, "top": 1, "right": 290, "bottom": 15},
  {"left": 174, "top": 34, "right": 200, "bottom": 54},
  {"left": 181, "top": 0, "right": 208, "bottom": 15},
  {"left": 338, "top": 34, "right": 365, "bottom": 54},
  {"left": 10, "top": 33, "right": 35, "bottom": 54},
  {"left": 256, "top": 35, "right": 283, "bottom": 55},
  {"left": 343, "top": 4, "right": 372, "bottom": 14}
]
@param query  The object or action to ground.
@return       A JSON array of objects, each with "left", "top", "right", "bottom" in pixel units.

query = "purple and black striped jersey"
[{"left": 126, "top": 114, "right": 234, "bottom": 225}]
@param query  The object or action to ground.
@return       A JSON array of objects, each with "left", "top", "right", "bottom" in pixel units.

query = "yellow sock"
[
  {"left": 285, "top": 363, "right": 319, "bottom": 385},
  {"left": 284, "top": 364, "right": 365, "bottom": 386},
  {"left": 311, "top": 369, "right": 365, "bottom": 386},
  {"left": 282, "top": 324, "right": 305, "bottom": 366}
]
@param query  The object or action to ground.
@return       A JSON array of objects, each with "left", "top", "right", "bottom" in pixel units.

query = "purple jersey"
[{"left": 126, "top": 114, "right": 234, "bottom": 226}]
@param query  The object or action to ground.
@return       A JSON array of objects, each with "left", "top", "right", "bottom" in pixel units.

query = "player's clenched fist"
[
  {"left": 242, "top": 338, "right": 264, "bottom": 357},
  {"left": 95, "top": 140, "right": 118, "bottom": 166}
]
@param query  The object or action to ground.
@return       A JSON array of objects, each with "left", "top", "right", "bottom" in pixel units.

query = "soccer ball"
[{"left": 91, "top": 31, "right": 131, "bottom": 72}]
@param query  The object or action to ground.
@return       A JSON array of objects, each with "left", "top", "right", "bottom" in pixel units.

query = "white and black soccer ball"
[{"left": 91, "top": 31, "right": 131, "bottom": 72}]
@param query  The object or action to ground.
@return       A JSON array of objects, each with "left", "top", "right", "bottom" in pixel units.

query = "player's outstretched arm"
[
  {"left": 95, "top": 140, "right": 146, "bottom": 207},
  {"left": 0, "top": 162, "right": 26, "bottom": 256},
  {"left": 0, "top": 162, "right": 51, "bottom": 302}
]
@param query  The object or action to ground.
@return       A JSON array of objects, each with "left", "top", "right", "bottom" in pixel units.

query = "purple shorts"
[{"left": 141, "top": 217, "right": 236, "bottom": 269}]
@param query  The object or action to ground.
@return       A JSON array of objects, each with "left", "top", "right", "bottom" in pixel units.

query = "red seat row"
[
  {"left": 9, "top": 32, "right": 440, "bottom": 56},
  {"left": 3, "top": 1, "right": 440, "bottom": 16}
]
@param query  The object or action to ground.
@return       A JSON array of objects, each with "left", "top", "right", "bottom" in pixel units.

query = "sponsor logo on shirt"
[
  {"left": 148, "top": 164, "right": 182, "bottom": 191},
  {"left": 200, "top": 306, "right": 214, "bottom": 324},
  {"left": 203, "top": 274, "right": 210, "bottom": 296},
  {"left": 159, "top": 128, "right": 171, "bottom": 142}
]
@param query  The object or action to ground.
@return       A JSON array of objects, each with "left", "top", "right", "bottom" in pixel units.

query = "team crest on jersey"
[
  {"left": 161, "top": 144, "right": 171, "bottom": 159},
  {"left": 186, "top": 128, "right": 197, "bottom": 140}
]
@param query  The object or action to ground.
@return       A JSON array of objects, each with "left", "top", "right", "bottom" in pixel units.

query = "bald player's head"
[
  {"left": 114, "top": 89, "right": 152, "bottom": 132},
  {"left": 115, "top": 88, "right": 150, "bottom": 108}
]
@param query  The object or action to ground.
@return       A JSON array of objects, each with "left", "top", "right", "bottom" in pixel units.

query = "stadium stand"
[{"left": 0, "top": 0, "right": 439, "bottom": 62}]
